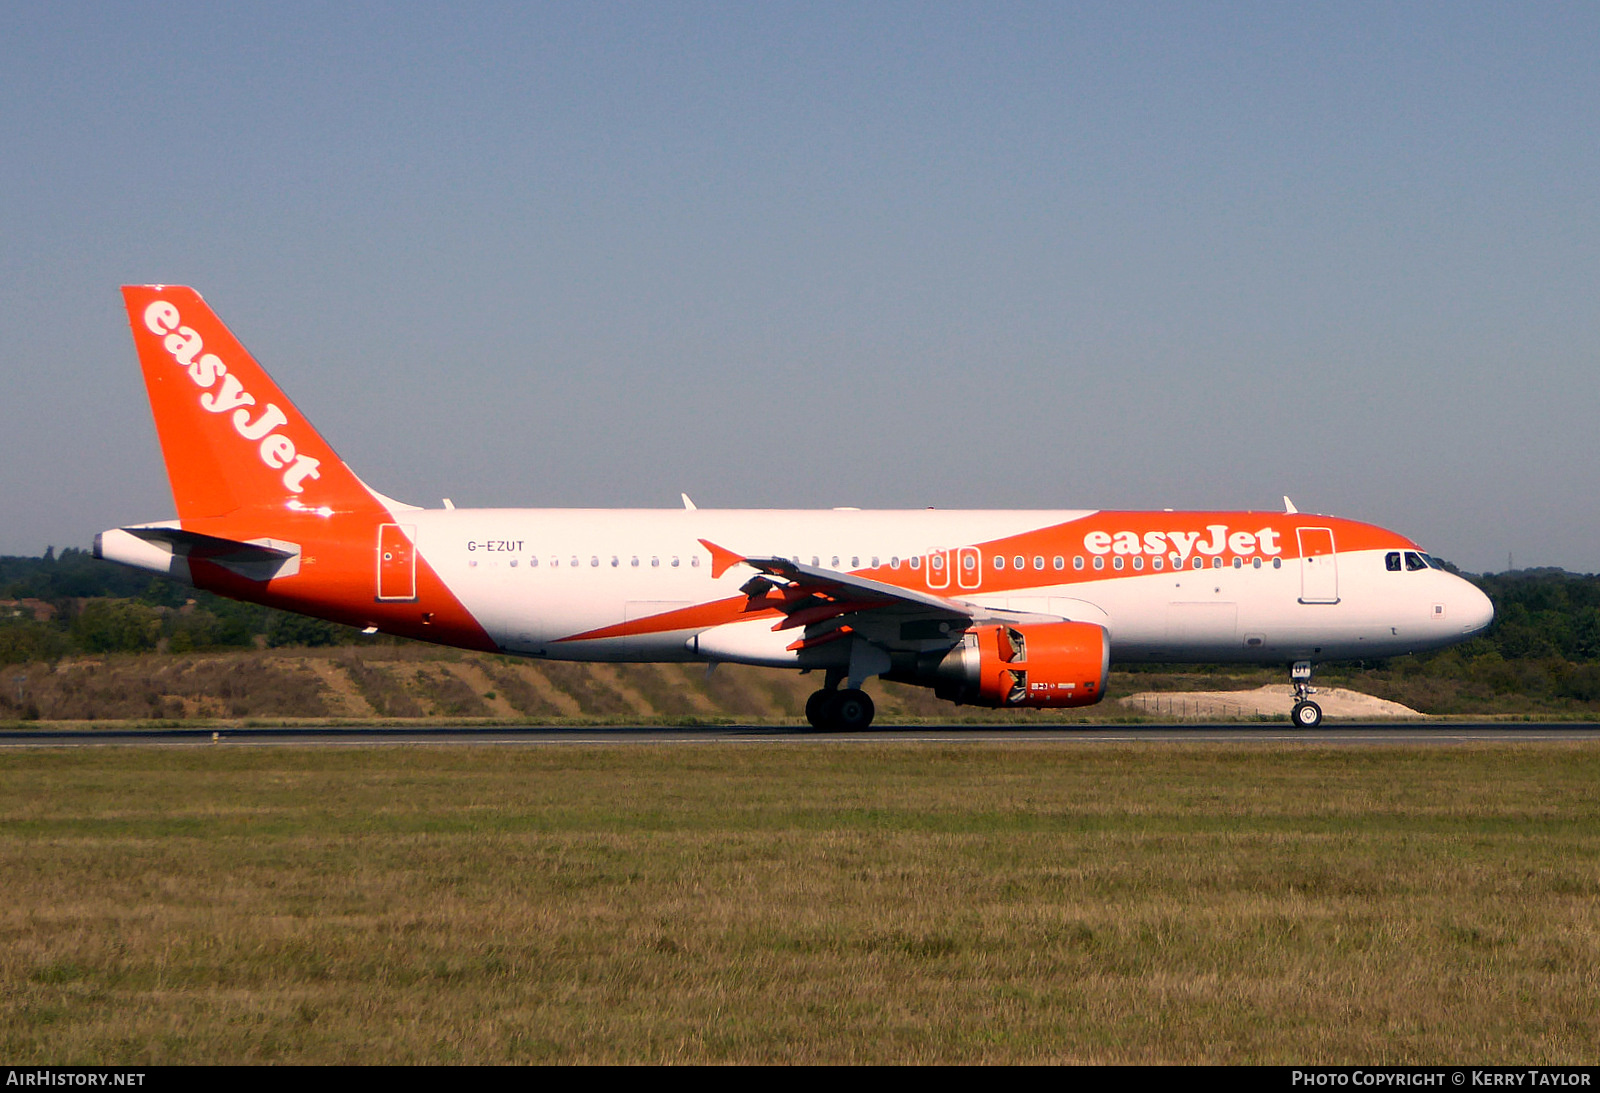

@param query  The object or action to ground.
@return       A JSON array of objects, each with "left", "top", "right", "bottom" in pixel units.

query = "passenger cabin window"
[{"left": 994, "top": 556, "right": 1005, "bottom": 570}]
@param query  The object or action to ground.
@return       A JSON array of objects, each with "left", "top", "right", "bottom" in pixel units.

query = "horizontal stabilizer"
[
  {"left": 125, "top": 526, "right": 297, "bottom": 562},
  {"left": 98, "top": 524, "right": 301, "bottom": 582}
]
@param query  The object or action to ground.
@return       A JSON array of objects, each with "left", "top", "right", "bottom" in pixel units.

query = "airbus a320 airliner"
[{"left": 95, "top": 286, "right": 1494, "bottom": 729}]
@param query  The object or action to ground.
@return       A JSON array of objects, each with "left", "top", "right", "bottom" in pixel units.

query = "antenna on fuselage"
[
  {"left": 1283, "top": 496, "right": 1298, "bottom": 514},
  {"left": 681, "top": 493, "right": 697, "bottom": 511}
]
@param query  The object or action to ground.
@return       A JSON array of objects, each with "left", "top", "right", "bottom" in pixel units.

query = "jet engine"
[{"left": 927, "top": 621, "right": 1110, "bottom": 708}]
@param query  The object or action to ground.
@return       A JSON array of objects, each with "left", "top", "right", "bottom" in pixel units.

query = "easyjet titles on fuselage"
[
  {"left": 141, "top": 299, "right": 323, "bottom": 494},
  {"left": 1083, "top": 525, "right": 1284, "bottom": 562}
]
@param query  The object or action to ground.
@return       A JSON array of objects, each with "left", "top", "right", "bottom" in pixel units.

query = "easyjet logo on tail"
[{"left": 142, "top": 300, "right": 322, "bottom": 494}]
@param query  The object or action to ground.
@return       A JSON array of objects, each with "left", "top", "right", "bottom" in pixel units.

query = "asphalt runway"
[{"left": 2, "top": 722, "right": 1599, "bottom": 746}]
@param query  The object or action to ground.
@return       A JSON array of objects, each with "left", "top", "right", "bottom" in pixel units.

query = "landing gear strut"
[
  {"left": 805, "top": 677, "right": 876, "bottom": 731},
  {"left": 1290, "top": 660, "right": 1322, "bottom": 728}
]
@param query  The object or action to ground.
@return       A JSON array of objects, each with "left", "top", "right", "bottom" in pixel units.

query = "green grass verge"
[{"left": 2, "top": 743, "right": 1597, "bottom": 1063}]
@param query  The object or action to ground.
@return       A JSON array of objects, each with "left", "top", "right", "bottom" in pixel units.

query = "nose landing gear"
[{"left": 1290, "top": 660, "right": 1322, "bottom": 728}]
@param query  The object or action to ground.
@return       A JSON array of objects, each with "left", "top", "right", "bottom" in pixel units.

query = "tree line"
[{"left": 0, "top": 548, "right": 366, "bottom": 662}]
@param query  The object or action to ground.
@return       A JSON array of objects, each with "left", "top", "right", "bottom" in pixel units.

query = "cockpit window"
[
  {"left": 1405, "top": 551, "right": 1427, "bottom": 571},
  {"left": 1386, "top": 552, "right": 1402, "bottom": 572}
]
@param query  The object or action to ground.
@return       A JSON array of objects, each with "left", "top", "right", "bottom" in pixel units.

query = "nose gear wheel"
[{"left": 1289, "top": 660, "right": 1322, "bottom": 728}]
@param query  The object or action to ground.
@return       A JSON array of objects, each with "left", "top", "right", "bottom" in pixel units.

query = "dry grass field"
[
  {"left": 2, "top": 743, "right": 1597, "bottom": 1063},
  {"left": 1, "top": 647, "right": 1140, "bottom": 725},
  {"left": 8, "top": 645, "right": 1600, "bottom": 726}
]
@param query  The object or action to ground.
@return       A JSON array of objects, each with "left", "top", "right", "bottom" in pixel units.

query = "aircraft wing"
[{"left": 700, "top": 539, "right": 1060, "bottom": 654}]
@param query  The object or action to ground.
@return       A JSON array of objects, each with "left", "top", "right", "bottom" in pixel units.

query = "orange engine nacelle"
[{"left": 933, "top": 621, "right": 1110, "bottom": 708}]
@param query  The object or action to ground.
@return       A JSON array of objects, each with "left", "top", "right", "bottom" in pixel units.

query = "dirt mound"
[{"left": 1120, "top": 684, "right": 1424, "bottom": 721}]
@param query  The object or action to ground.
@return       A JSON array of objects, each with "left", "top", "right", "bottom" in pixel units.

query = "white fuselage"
[{"left": 409, "top": 508, "right": 1493, "bottom": 665}]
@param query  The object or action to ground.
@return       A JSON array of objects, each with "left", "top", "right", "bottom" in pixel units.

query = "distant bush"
[
  {"left": 1554, "top": 662, "right": 1600, "bottom": 703},
  {"left": 71, "top": 599, "right": 163, "bottom": 654},
  {"left": 267, "top": 612, "right": 357, "bottom": 648},
  {"left": 0, "top": 618, "right": 72, "bottom": 664}
]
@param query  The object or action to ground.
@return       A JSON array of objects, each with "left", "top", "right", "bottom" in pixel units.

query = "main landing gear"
[
  {"left": 805, "top": 682, "right": 877, "bottom": 731},
  {"left": 1290, "top": 660, "right": 1322, "bottom": 728}
]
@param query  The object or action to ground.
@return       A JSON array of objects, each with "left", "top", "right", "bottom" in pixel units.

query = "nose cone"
[{"left": 1460, "top": 581, "right": 1494, "bottom": 635}]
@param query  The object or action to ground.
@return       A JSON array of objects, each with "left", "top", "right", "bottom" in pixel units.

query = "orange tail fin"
[
  {"left": 121, "top": 285, "right": 377, "bottom": 521},
  {"left": 115, "top": 286, "right": 494, "bottom": 651}
]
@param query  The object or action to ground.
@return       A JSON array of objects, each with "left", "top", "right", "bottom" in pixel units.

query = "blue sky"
[{"left": 3, "top": 3, "right": 1596, "bottom": 573}]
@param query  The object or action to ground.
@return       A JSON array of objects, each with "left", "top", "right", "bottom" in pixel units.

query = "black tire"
[
  {"left": 805, "top": 689, "right": 832, "bottom": 730},
  {"left": 827, "top": 689, "right": 876, "bottom": 731},
  {"left": 1292, "top": 701, "right": 1323, "bottom": 728}
]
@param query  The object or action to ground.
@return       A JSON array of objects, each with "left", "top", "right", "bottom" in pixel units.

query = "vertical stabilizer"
[
  {"left": 121, "top": 285, "right": 375, "bottom": 521},
  {"left": 111, "top": 286, "right": 497, "bottom": 652}
]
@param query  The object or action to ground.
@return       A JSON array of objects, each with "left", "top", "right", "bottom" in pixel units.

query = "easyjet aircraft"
[{"left": 96, "top": 286, "right": 1494, "bottom": 729}]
